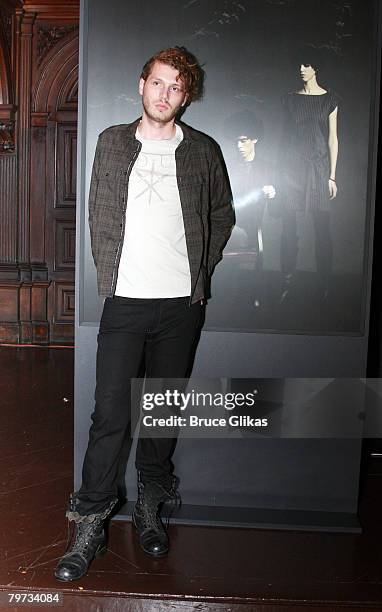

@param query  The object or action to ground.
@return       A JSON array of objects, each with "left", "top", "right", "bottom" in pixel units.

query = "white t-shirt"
[{"left": 115, "top": 124, "right": 191, "bottom": 298}]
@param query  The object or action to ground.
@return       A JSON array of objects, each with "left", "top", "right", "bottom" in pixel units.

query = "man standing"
[{"left": 55, "top": 47, "right": 234, "bottom": 581}]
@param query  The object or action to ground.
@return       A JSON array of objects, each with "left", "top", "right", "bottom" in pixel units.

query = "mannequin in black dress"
[{"left": 279, "top": 49, "right": 339, "bottom": 302}]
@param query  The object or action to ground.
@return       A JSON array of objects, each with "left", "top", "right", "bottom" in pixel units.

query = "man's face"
[
  {"left": 139, "top": 61, "right": 188, "bottom": 124},
  {"left": 237, "top": 135, "right": 257, "bottom": 162}
]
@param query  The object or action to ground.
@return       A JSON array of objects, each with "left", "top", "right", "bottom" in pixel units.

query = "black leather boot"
[
  {"left": 132, "top": 473, "right": 180, "bottom": 557},
  {"left": 54, "top": 494, "right": 117, "bottom": 582}
]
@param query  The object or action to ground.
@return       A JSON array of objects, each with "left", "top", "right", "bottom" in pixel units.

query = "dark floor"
[{"left": 0, "top": 346, "right": 382, "bottom": 611}]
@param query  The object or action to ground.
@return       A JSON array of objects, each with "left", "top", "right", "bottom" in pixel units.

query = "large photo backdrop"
[
  {"left": 74, "top": 0, "right": 379, "bottom": 523},
  {"left": 82, "top": 0, "right": 379, "bottom": 336}
]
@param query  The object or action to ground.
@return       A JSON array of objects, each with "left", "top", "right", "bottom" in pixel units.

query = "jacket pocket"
[
  {"left": 178, "top": 176, "right": 206, "bottom": 215},
  {"left": 97, "top": 169, "right": 125, "bottom": 208}
]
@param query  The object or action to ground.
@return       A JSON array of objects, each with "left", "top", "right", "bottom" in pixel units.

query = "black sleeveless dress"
[{"left": 280, "top": 90, "right": 339, "bottom": 212}]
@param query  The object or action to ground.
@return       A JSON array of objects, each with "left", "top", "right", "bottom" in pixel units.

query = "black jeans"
[{"left": 76, "top": 295, "right": 204, "bottom": 515}]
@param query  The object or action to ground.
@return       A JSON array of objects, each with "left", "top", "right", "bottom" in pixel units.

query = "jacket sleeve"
[
  {"left": 207, "top": 143, "right": 235, "bottom": 275},
  {"left": 88, "top": 135, "right": 102, "bottom": 266}
]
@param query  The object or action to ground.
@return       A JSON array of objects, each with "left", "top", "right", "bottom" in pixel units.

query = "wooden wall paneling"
[
  {"left": 31, "top": 280, "right": 49, "bottom": 342},
  {"left": 45, "top": 117, "right": 77, "bottom": 343},
  {"left": 0, "top": 323, "right": 19, "bottom": 343},
  {"left": 19, "top": 281, "right": 32, "bottom": 343},
  {"left": 0, "top": 3, "right": 16, "bottom": 280},
  {"left": 44, "top": 117, "right": 55, "bottom": 272},
  {"left": 0, "top": 154, "right": 17, "bottom": 264},
  {"left": 0, "top": 282, "right": 19, "bottom": 321},
  {"left": 55, "top": 219, "right": 76, "bottom": 271},
  {"left": 45, "top": 117, "right": 57, "bottom": 342},
  {"left": 29, "top": 110, "right": 49, "bottom": 343},
  {"left": 0, "top": 2, "right": 79, "bottom": 345},
  {"left": 30, "top": 111, "right": 48, "bottom": 269},
  {"left": 0, "top": 153, "right": 19, "bottom": 339},
  {"left": 32, "top": 24, "right": 78, "bottom": 344},
  {"left": 54, "top": 280, "right": 75, "bottom": 319},
  {"left": 57, "top": 122, "right": 76, "bottom": 207},
  {"left": 46, "top": 119, "right": 76, "bottom": 343},
  {"left": 17, "top": 11, "right": 35, "bottom": 274},
  {"left": 0, "top": 3, "right": 19, "bottom": 341}
]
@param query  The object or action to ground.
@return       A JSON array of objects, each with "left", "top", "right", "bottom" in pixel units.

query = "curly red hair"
[{"left": 140, "top": 46, "right": 203, "bottom": 103}]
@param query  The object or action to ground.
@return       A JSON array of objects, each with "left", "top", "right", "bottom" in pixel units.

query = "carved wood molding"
[
  {"left": 0, "top": 118, "right": 14, "bottom": 151},
  {"left": 22, "top": 1, "right": 79, "bottom": 22},
  {"left": 0, "top": 153, "right": 17, "bottom": 262},
  {"left": 30, "top": 110, "right": 48, "bottom": 126},
  {"left": 0, "top": 263, "right": 18, "bottom": 279},
  {"left": 33, "top": 33, "right": 78, "bottom": 112},
  {"left": 0, "top": 104, "right": 15, "bottom": 151},
  {"left": 56, "top": 64, "right": 77, "bottom": 109},
  {"left": 36, "top": 23, "right": 77, "bottom": 66}
]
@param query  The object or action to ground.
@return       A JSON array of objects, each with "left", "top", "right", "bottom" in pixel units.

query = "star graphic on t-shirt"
[{"left": 134, "top": 159, "right": 171, "bottom": 205}]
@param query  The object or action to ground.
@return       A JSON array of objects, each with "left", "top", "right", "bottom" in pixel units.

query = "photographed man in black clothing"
[
  {"left": 55, "top": 46, "right": 234, "bottom": 582},
  {"left": 225, "top": 110, "right": 275, "bottom": 308}
]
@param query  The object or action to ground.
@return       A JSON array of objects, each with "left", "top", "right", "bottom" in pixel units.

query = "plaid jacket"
[{"left": 88, "top": 118, "right": 234, "bottom": 303}]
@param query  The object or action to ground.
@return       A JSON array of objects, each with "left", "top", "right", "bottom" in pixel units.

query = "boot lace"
[
  {"left": 137, "top": 477, "right": 182, "bottom": 531},
  {"left": 165, "top": 488, "right": 181, "bottom": 530},
  {"left": 164, "top": 477, "right": 182, "bottom": 529},
  {"left": 65, "top": 519, "right": 103, "bottom": 558}
]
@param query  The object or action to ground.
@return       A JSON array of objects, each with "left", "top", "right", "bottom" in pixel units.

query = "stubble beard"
[{"left": 142, "top": 96, "right": 179, "bottom": 125}]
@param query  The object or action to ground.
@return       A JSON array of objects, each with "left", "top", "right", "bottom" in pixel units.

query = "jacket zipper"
[{"left": 110, "top": 142, "right": 141, "bottom": 296}]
